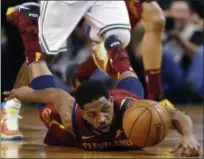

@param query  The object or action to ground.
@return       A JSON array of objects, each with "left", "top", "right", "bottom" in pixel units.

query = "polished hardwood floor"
[{"left": 1, "top": 105, "right": 203, "bottom": 158}]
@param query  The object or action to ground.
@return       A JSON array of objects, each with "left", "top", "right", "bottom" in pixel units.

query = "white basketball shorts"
[{"left": 38, "top": 1, "right": 130, "bottom": 55}]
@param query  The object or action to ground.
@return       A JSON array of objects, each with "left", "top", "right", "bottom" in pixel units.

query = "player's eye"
[
  {"left": 87, "top": 112, "right": 95, "bottom": 118},
  {"left": 103, "top": 107, "right": 110, "bottom": 112}
]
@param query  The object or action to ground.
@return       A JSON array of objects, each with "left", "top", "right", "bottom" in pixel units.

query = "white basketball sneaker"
[{"left": 1, "top": 99, "right": 23, "bottom": 140}]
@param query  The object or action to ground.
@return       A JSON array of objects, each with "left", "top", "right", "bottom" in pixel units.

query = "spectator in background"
[
  {"left": 161, "top": 0, "right": 203, "bottom": 103},
  {"left": 186, "top": 0, "right": 204, "bottom": 97},
  {"left": 132, "top": 0, "right": 203, "bottom": 103},
  {"left": 164, "top": 0, "right": 203, "bottom": 60}
]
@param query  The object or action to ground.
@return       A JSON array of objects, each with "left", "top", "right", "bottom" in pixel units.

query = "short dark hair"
[{"left": 75, "top": 80, "right": 109, "bottom": 109}]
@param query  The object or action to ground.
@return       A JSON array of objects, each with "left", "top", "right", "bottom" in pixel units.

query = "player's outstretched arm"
[
  {"left": 169, "top": 109, "right": 200, "bottom": 157},
  {"left": 3, "top": 86, "right": 75, "bottom": 129}
]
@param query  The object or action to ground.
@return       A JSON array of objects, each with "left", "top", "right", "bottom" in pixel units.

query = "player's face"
[{"left": 81, "top": 97, "right": 114, "bottom": 133}]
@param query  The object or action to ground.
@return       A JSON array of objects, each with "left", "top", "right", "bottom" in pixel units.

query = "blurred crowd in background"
[{"left": 1, "top": 0, "right": 204, "bottom": 104}]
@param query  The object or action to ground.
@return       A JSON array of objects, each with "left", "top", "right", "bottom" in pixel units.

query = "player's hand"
[
  {"left": 3, "top": 86, "right": 34, "bottom": 104},
  {"left": 169, "top": 135, "right": 200, "bottom": 157}
]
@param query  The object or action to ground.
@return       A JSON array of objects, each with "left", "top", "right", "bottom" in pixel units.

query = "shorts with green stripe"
[{"left": 38, "top": 1, "right": 131, "bottom": 55}]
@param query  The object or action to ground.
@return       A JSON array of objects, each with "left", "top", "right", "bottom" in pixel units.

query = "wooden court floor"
[{"left": 1, "top": 105, "right": 203, "bottom": 158}]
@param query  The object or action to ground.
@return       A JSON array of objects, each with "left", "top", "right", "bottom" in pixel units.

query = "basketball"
[{"left": 123, "top": 100, "right": 172, "bottom": 148}]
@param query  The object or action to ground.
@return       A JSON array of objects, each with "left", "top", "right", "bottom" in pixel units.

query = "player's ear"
[
  {"left": 109, "top": 96, "right": 114, "bottom": 104},
  {"left": 80, "top": 109, "right": 85, "bottom": 117}
]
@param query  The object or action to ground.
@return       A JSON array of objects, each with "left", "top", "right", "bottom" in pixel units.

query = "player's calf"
[
  {"left": 6, "top": 3, "right": 56, "bottom": 110},
  {"left": 92, "top": 29, "right": 145, "bottom": 98},
  {"left": 75, "top": 56, "right": 98, "bottom": 84},
  {"left": 90, "top": 28, "right": 135, "bottom": 79},
  {"left": 103, "top": 30, "right": 133, "bottom": 78},
  {"left": 141, "top": 2, "right": 166, "bottom": 100},
  {"left": 142, "top": 1, "right": 166, "bottom": 32},
  {"left": 6, "top": 3, "right": 46, "bottom": 66}
]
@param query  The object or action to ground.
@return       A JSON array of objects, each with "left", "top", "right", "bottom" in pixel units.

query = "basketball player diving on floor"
[
  {"left": 1, "top": 0, "right": 131, "bottom": 140},
  {"left": 2, "top": 0, "right": 174, "bottom": 141},
  {"left": 4, "top": 52, "right": 200, "bottom": 156},
  {"left": 4, "top": 3, "right": 200, "bottom": 157}
]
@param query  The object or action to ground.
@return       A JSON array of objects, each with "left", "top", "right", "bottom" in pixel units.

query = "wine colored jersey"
[{"left": 42, "top": 88, "right": 141, "bottom": 149}]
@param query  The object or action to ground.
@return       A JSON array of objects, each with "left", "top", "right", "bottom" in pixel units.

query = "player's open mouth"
[{"left": 98, "top": 125, "right": 110, "bottom": 131}]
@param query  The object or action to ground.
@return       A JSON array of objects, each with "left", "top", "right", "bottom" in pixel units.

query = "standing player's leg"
[
  {"left": 140, "top": 1, "right": 166, "bottom": 100},
  {"left": 84, "top": 1, "right": 133, "bottom": 78},
  {"left": 36, "top": 1, "right": 98, "bottom": 93},
  {"left": 75, "top": 40, "right": 111, "bottom": 86},
  {"left": 6, "top": 3, "right": 52, "bottom": 107},
  {"left": 76, "top": 1, "right": 144, "bottom": 97},
  {"left": 75, "top": 1, "right": 132, "bottom": 86},
  {"left": 75, "top": 55, "right": 97, "bottom": 85},
  {"left": 38, "top": 1, "right": 95, "bottom": 55},
  {"left": 74, "top": 39, "right": 98, "bottom": 86},
  {"left": 6, "top": 3, "right": 70, "bottom": 107},
  {"left": 75, "top": 45, "right": 145, "bottom": 98},
  {"left": 6, "top": 3, "right": 76, "bottom": 133}
]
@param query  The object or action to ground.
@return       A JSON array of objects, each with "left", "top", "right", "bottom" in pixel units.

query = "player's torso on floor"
[{"left": 72, "top": 88, "right": 141, "bottom": 149}]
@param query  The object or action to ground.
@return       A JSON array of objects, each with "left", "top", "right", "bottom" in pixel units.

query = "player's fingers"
[
  {"left": 191, "top": 147, "right": 200, "bottom": 157},
  {"left": 5, "top": 93, "right": 16, "bottom": 101},
  {"left": 5, "top": 96, "right": 13, "bottom": 101},
  {"left": 3, "top": 91, "right": 11, "bottom": 96},
  {"left": 175, "top": 147, "right": 186, "bottom": 157},
  {"left": 169, "top": 145, "right": 178, "bottom": 153},
  {"left": 3, "top": 91, "right": 15, "bottom": 100},
  {"left": 11, "top": 89, "right": 16, "bottom": 93},
  {"left": 169, "top": 143, "right": 181, "bottom": 153},
  {"left": 184, "top": 147, "right": 192, "bottom": 157},
  {"left": 183, "top": 142, "right": 188, "bottom": 149},
  {"left": 193, "top": 150, "right": 200, "bottom": 157}
]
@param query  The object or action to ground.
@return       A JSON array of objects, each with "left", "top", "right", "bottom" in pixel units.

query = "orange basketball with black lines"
[{"left": 123, "top": 100, "right": 172, "bottom": 147}]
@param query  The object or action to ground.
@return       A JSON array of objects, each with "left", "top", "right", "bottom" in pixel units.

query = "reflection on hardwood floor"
[{"left": 1, "top": 105, "right": 203, "bottom": 158}]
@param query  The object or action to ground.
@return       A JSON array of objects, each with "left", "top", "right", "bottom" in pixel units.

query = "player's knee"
[
  {"left": 104, "top": 29, "right": 131, "bottom": 49},
  {"left": 143, "top": 2, "right": 166, "bottom": 31},
  {"left": 150, "top": 15, "right": 166, "bottom": 31},
  {"left": 146, "top": 14, "right": 165, "bottom": 32}
]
